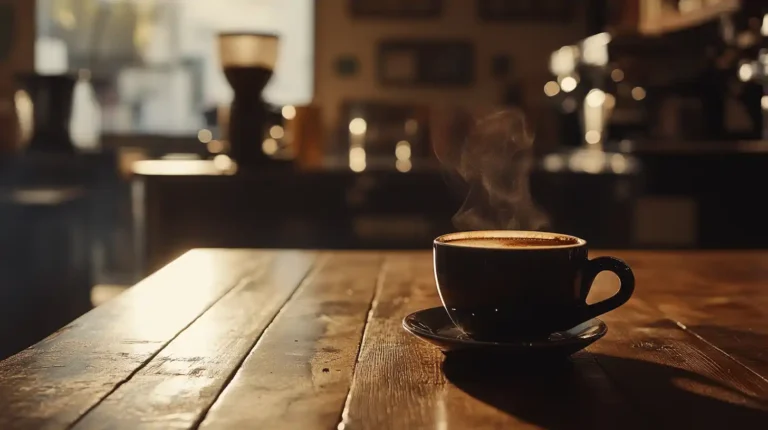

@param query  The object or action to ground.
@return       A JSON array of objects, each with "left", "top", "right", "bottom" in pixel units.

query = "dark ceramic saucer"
[{"left": 403, "top": 307, "right": 607, "bottom": 359}]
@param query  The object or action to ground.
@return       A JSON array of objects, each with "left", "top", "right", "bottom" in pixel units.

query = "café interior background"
[{"left": 0, "top": 0, "right": 766, "bottom": 359}]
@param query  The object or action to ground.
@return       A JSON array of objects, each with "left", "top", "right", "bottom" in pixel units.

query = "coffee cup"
[{"left": 433, "top": 230, "right": 634, "bottom": 340}]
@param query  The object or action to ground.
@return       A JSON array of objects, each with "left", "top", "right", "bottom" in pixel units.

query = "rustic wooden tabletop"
[{"left": 0, "top": 249, "right": 766, "bottom": 429}]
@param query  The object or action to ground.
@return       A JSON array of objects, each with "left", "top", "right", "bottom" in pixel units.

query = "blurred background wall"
[{"left": 315, "top": 0, "right": 587, "bottom": 146}]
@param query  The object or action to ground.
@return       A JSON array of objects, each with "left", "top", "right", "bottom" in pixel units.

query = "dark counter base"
[{"left": 132, "top": 149, "right": 768, "bottom": 275}]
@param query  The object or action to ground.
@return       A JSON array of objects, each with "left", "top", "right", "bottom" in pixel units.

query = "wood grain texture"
[
  {"left": 0, "top": 250, "right": 271, "bottom": 429},
  {"left": 584, "top": 253, "right": 768, "bottom": 428},
  {"left": 198, "top": 253, "right": 383, "bottom": 429},
  {"left": 340, "top": 253, "right": 642, "bottom": 430},
  {"left": 73, "top": 250, "right": 318, "bottom": 430},
  {"left": 1, "top": 249, "right": 768, "bottom": 430},
  {"left": 611, "top": 251, "right": 768, "bottom": 380},
  {"left": 586, "top": 296, "right": 768, "bottom": 428}
]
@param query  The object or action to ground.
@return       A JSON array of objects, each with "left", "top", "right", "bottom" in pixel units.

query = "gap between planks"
[
  {"left": 335, "top": 255, "right": 390, "bottom": 429},
  {"left": 69, "top": 251, "right": 318, "bottom": 430},
  {"left": 66, "top": 273, "right": 258, "bottom": 430},
  {"left": 189, "top": 254, "right": 332, "bottom": 429},
  {"left": 193, "top": 251, "right": 385, "bottom": 429}
]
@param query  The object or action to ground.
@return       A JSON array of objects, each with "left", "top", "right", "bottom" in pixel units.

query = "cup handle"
[{"left": 580, "top": 256, "right": 635, "bottom": 321}]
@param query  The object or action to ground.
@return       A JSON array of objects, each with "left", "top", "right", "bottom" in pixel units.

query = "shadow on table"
[
  {"left": 661, "top": 322, "right": 768, "bottom": 374},
  {"left": 442, "top": 351, "right": 767, "bottom": 430}
]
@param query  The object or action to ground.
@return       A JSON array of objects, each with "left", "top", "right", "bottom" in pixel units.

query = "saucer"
[{"left": 403, "top": 307, "right": 607, "bottom": 358}]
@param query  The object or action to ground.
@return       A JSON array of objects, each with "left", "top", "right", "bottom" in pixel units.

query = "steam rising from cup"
[{"left": 432, "top": 108, "right": 549, "bottom": 231}]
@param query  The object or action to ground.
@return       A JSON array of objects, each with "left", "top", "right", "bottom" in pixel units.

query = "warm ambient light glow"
[
  {"left": 213, "top": 154, "right": 234, "bottom": 170},
  {"left": 550, "top": 46, "right": 577, "bottom": 76},
  {"left": 395, "top": 141, "right": 411, "bottom": 160},
  {"left": 132, "top": 160, "right": 229, "bottom": 176},
  {"left": 207, "top": 140, "right": 224, "bottom": 154},
  {"left": 611, "top": 69, "right": 624, "bottom": 82},
  {"left": 282, "top": 105, "right": 296, "bottom": 120},
  {"left": 544, "top": 81, "right": 560, "bottom": 97},
  {"left": 349, "top": 118, "right": 367, "bottom": 135},
  {"left": 125, "top": 251, "right": 221, "bottom": 339},
  {"left": 585, "top": 130, "right": 601, "bottom": 145},
  {"left": 560, "top": 76, "right": 577, "bottom": 93},
  {"left": 586, "top": 89, "right": 606, "bottom": 108},
  {"left": 262, "top": 138, "right": 278, "bottom": 155},
  {"left": 349, "top": 147, "right": 366, "bottom": 172},
  {"left": 610, "top": 153, "right": 628, "bottom": 174},
  {"left": 739, "top": 63, "right": 754, "bottom": 82},
  {"left": 10, "top": 188, "right": 82, "bottom": 205},
  {"left": 396, "top": 159, "right": 412, "bottom": 173},
  {"left": 582, "top": 32, "right": 611, "bottom": 66},
  {"left": 569, "top": 150, "right": 605, "bottom": 174},
  {"left": 198, "top": 129, "right": 213, "bottom": 144},
  {"left": 269, "top": 125, "right": 285, "bottom": 139},
  {"left": 631, "top": 87, "right": 647, "bottom": 101},
  {"left": 542, "top": 154, "right": 565, "bottom": 172},
  {"left": 349, "top": 160, "right": 366, "bottom": 173},
  {"left": 14, "top": 89, "right": 33, "bottom": 144},
  {"left": 763, "top": 14, "right": 768, "bottom": 36}
]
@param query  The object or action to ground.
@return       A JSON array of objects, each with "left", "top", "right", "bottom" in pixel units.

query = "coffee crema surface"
[{"left": 446, "top": 237, "right": 580, "bottom": 249}]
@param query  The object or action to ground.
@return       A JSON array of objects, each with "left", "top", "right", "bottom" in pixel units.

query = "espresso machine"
[
  {"left": 536, "top": 32, "right": 643, "bottom": 248},
  {"left": 539, "top": 3, "right": 768, "bottom": 249},
  {"left": 733, "top": 9, "right": 768, "bottom": 139},
  {"left": 547, "top": 4, "right": 768, "bottom": 146}
]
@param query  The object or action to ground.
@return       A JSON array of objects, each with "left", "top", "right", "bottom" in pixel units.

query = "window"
[{"left": 35, "top": 0, "right": 314, "bottom": 135}]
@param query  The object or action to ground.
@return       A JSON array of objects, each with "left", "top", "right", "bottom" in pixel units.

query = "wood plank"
[
  {"left": 72, "top": 250, "right": 318, "bottom": 430},
  {"left": 2, "top": 248, "right": 765, "bottom": 430},
  {"left": 585, "top": 268, "right": 768, "bottom": 429},
  {"left": 0, "top": 250, "right": 272, "bottom": 429},
  {"left": 340, "top": 253, "right": 644, "bottom": 430},
  {"left": 198, "top": 252, "right": 383, "bottom": 429},
  {"left": 601, "top": 251, "right": 768, "bottom": 380}
]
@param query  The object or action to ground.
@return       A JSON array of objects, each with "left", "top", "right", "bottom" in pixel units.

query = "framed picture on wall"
[
  {"left": 378, "top": 40, "right": 474, "bottom": 87},
  {"left": 350, "top": 0, "right": 442, "bottom": 18},
  {"left": 477, "top": 0, "right": 573, "bottom": 22}
]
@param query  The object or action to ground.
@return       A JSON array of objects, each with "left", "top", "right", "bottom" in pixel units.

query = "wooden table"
[{"left": 1, "top": 249, "right": 766, "bottom": 429}]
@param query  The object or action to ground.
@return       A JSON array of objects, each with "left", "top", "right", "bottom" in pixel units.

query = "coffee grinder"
[
  {"left": 17, "top": 73, "right": 78, "bottom": 153},
  {"left": 218, "top": 32, "right": 280, "bottom": 169}
]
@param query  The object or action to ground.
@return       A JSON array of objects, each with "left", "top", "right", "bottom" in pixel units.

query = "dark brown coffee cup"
[{"left": 433, "top": 231, "right": 634, "bottom": 341}]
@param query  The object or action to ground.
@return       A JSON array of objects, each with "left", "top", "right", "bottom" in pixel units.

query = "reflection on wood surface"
[{"left": 0, "top": 249, "right": 766, "bottom": 429}]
